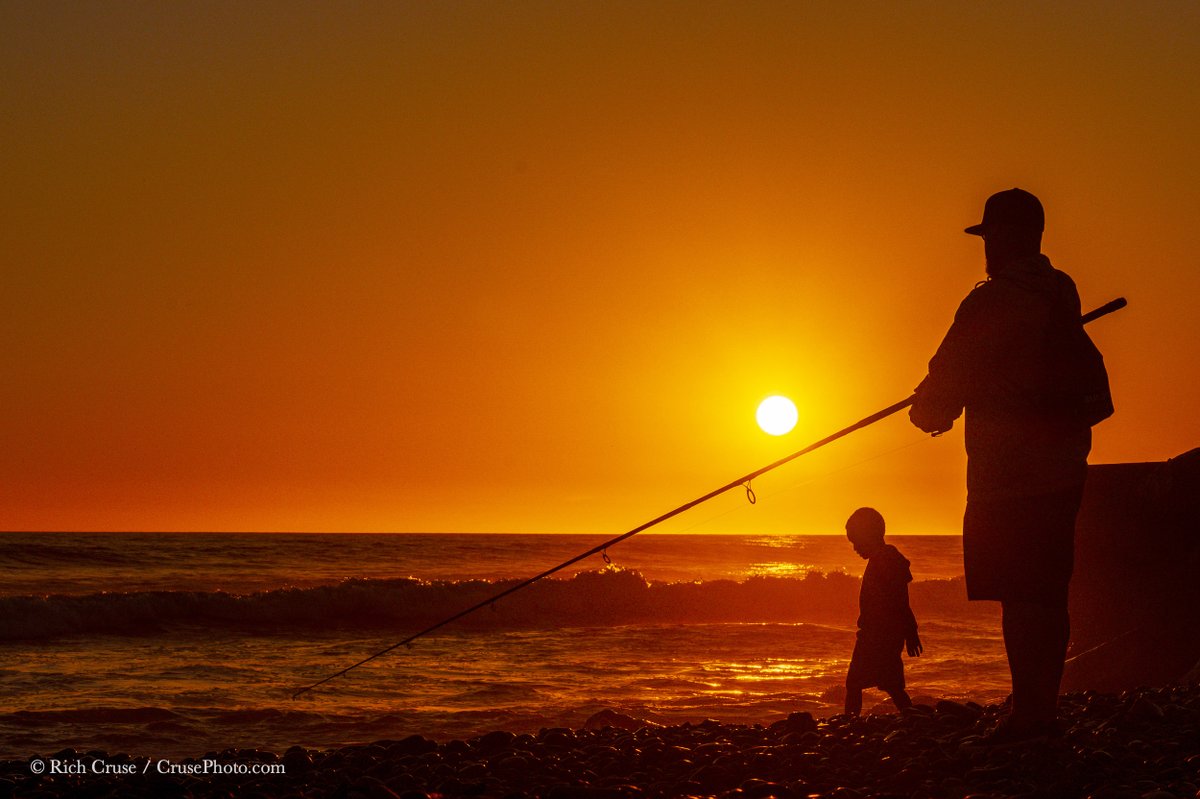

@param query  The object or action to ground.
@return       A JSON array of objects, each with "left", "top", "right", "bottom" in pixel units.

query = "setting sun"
[
  {"left": 3, "top": 5, "right": 1199, "bottom": 791},
  {"left": 756, "top": 396, "right": 799, "bottom": 436}
]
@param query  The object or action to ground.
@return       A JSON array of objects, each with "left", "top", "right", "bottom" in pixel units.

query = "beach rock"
[
  {"left": 492, "top": 755, "right": 531, "bottom": 779},
  {"left": 392, "top": 736, "right": 438, "bottom": 757},
  {"left": 583, "top": 710, "right": 659, "bottom": 732},
  {"left": 539, "top": 730, "right": 575, "bottom": 749},
  {"left": 442, "top": 740, "right": 471, "bottom": 757},
  {"left": 769, "top": 711, "right": 816, "bottom": 735},
  {"left": 353, "top": 775, "right": 402, "bottom": 799},
  {"left": 738, "top": 777, "right": 792, "bottom": 798},
  {"left": 281, "top": 745, "right": 311, "bottom": 774},
  {"left": 1127, "top": 696, "right": 1165, "bottom": 722},
  {"left": 544, "top": 785, "right": 627, "bottom": 799},
  {"left": 936, "top": 699, "right": 983, "bottom": 720},
  {"left": 457, "top": 763, "right": 488, "bottom": 780},
  {"left": 699, "top": 764, "right": 745, "bottom": 792},
  {"left": 477, "top": 730, "right": 516, "bottom": 754}
]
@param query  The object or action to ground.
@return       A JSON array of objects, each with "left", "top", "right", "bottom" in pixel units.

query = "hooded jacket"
[
  {"left": 911, "top": 254, "right": 1092, "bottom": 500},
  {"left": 858, "top": 543, "right": 918, "bottom": 642}
]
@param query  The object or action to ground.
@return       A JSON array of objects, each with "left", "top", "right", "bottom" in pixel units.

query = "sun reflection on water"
[
  {"left": 747, "top": 561, "right": 811, "bottom": 578},
  {"left": 746, "top": 561, "right": 851, "bottom": 578},
  {"left": 744, "top": 536, "right": 805, "bottom": 548},
  {"left": 697, "top": 656, "right": 849, "bottom": 697}
]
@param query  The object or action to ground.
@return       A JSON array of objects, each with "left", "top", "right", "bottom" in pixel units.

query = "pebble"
[{"left": 4, "top": 685, "right": 1200, "bottom": 798}]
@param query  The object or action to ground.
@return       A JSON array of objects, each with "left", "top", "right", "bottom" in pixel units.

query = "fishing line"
[
  {"left": 776, "top": 434, "right": 936, "bottom": 496},
  {"left": 291, "top": 297, "right": 1126, "bottom": 699},
  {"left": 663, "top": 433, "right": 936, "bottom": 535}
]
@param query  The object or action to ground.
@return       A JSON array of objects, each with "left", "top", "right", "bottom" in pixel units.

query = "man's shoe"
[{"left": 961, "top": 717, "right": 1054, "bottom": 750}]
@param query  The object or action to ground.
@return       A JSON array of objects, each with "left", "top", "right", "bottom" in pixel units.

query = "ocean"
[{"left": 0, "top": 533, "right": 1006, "bottom": 759}]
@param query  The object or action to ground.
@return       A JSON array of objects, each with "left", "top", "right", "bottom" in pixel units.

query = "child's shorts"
[{"left": 846, "top": 632, "right": 905, "bottom": 692}]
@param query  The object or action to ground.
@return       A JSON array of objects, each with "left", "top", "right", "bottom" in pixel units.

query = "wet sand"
[{"left": 3, "top": 684, "right": 1197, "bottom": 799}]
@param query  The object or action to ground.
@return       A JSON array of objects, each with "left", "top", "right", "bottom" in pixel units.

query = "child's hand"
[{"left": 906, "top": 634, "right": 923, "bottom": 657}]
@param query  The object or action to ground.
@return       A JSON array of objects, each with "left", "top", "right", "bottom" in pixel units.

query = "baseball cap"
[{"left": 964, "top": 188, "right": 1044, "bottom": 236}]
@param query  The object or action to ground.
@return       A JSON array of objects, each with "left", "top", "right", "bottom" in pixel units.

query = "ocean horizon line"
[{"left": 0, "top": 529, "right": 963, "bottom": 536}]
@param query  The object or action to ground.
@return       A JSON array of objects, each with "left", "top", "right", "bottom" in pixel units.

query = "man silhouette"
[{"left": 910, "top": 188, "right": 1092, "bottom": 745}]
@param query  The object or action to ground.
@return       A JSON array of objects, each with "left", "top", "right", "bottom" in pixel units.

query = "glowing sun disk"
[{"left": 756, "top": 396, "right": 798, "bottom": 436}]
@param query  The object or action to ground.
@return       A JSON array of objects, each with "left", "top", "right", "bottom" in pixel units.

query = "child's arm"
[{"left": 902, "top": 583, "right": 922, "bottom": 657}]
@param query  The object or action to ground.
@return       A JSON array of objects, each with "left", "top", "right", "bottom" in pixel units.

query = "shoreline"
[{"left": 3, "top": 684, "right": 1197, "bottom": 799}]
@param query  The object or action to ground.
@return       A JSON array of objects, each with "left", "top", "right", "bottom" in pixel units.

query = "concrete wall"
[{"left": 1063, "top": 448, "right": 1200, "bottom": 691}]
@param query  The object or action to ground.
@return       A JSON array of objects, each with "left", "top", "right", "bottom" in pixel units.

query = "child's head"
[{"left": 845, "top": 507, "right": 886, "bottom": 559}]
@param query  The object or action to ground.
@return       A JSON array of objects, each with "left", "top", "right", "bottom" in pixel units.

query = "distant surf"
[
  {"left": 2, "top": 533, "right": 1003, "bottom": 759},
  {"left": 0, "top": 567, "right": 978, "bottom": 642}
]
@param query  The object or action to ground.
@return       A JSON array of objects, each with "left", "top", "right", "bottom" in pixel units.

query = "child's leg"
[{"left": 885, "top": 686, "right": 912, "bottom": 710}]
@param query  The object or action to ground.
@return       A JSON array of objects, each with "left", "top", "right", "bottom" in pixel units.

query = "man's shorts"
[
  {"left": 963, "top": 484, "right": 1085, "bottom": 606},
  {"left": 846, "top": 632, "right": 905, "bottom": 692}
]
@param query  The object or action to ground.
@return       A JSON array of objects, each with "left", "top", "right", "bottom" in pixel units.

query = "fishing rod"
[{"left": 292, "top": 296, "right": 1127, "bottom": 699}]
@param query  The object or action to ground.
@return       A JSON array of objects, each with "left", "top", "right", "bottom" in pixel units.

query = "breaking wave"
[{"left": 0, "top": 568, "right": 973, "bottom": 641}]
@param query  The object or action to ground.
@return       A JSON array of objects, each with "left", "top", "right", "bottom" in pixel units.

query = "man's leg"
[
  {"left": 844, "top": 679, "right": 863, "bottom": 716},
  {"left": 1001, "top": 599, "right": 1070, "bottom": 726}
]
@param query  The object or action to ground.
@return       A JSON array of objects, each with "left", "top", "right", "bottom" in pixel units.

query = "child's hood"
[{"left": 877, "top": 544, "right": 913, "bottom": 583}]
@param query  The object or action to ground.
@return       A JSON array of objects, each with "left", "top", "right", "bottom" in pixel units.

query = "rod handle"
[{"left": 1081, "top": 296, "right": 1127, "bottom": 325}]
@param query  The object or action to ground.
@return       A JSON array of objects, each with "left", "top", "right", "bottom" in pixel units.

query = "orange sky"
[{"left": 3, "top": 2, "right": 1198, "bottom": 534}]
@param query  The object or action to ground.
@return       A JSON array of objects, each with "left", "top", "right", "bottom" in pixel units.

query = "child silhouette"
[{"left": 844, "top": 507, "right": 922, "bottom": 715}]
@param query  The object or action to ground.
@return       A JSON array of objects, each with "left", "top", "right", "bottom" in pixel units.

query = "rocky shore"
[{"left": 3, "top": 685, "right": 1198, "bottom": 799}]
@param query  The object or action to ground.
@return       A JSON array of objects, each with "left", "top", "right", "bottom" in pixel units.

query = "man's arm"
[
  {"left": 909, "top": 287, "right": 993, "bottom": 434},
  {"left": 909, "top": 375, "right": 962, "bottom": 435}
]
